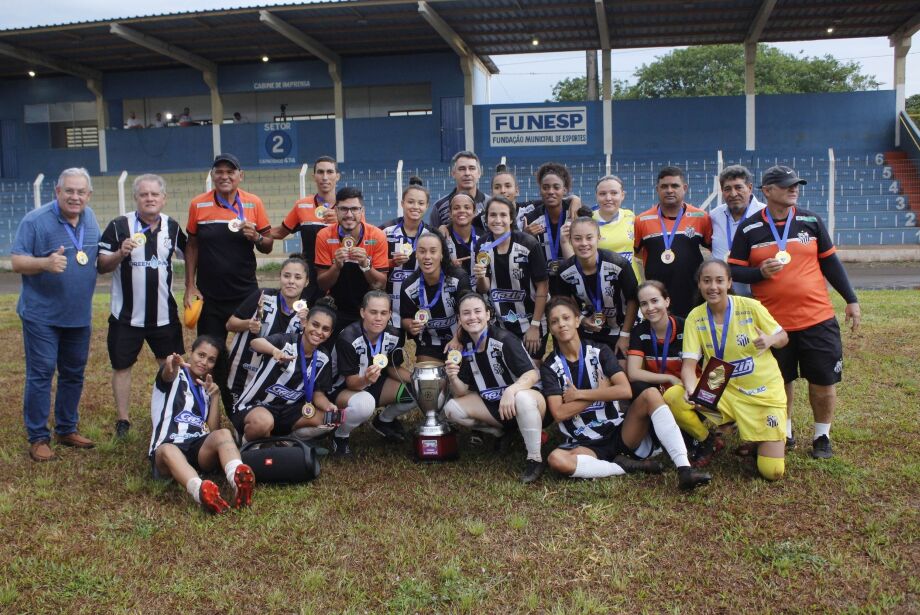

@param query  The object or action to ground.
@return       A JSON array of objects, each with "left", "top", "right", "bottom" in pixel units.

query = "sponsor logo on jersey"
[
  {"left": 640, "top": 215, "right": 657, "bottom": 221},
  {"left": 739, "top": 385, "right": 767, "bottom": 396},
  {"left": 175, "top": 409, "right": 206, "bottom": 429},
  {"left": 99, "top": 241, "right": 113, "bottom": 251},
  {"left": 686, "top": 211, "right": 706, "bottom": 218},
  {"left": 242, "top": 363, "right": 259, "bottom": 373},
  {"left": 490, "top": 289, "right": 526, "bottom": 303},
  {"left": 265, "top": 383, "right": 304, "bottom": 401},
  {"left": 618, "top": 251, "right": 634, "bottom": 262},
  {"left": 584, "top": 400, "right": 605, "bottom": 412},
  {"left": 130, "top": 256, "right": 166, "bottom": 269},
  {"left": 426, "top": 316, "right": 456, "bottom": 329},
  {"left": 795, "top": 215, "right": 817, "bottom": 222},
  {"left": 196, "top": 201, "right": 213, "bottom": 208},
  {"left": 729, "top": 356, "right": 755, "bottom": 378},
  {"left": 243, "top": 202, "right": 255, "bottom": 209},
  {"left": 390, "top": 269, "right": 414, "bottom": 282},
  {"left": 480, "top": 386, "right": 506, "bottom": 402}
]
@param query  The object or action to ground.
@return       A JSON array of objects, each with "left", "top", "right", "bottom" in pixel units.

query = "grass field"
[{"left": 0, "top": 291, "right": 917, "bottom": 614}]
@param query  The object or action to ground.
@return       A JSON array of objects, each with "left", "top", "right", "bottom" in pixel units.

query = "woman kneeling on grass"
[
  {"left": 230, "top": 299, "right": 348, "bottom": 453},
  {"left": 443, "top": 292, "right": 548, "bottom": 484},
  {"left": 541, "top": 297, "right": 711, "bottom": 491},
  {"left": 670, "top": 258, "right": 789, "bottom": 480},
  {"left": 149, "top": 336, "right": 255, "bottom": 514}
]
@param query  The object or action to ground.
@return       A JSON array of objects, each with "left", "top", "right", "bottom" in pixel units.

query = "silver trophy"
[{"left": 401, "top": 361, "right": 458, "bottom": 461}]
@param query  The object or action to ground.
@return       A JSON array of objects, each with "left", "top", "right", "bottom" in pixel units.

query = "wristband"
[
  {"left": 530, "top": 319, "right": 541, "bottom": 327},
  {"left": 619, "top": 330, "right": 631, "bottom": 338}
]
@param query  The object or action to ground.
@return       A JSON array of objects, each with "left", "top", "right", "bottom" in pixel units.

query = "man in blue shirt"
[
  {"left": 11, "top": 168, "right": 100, "bottom": 462},
  {"left": 710, "top": 165, "right": 764, "bottom": 297}
]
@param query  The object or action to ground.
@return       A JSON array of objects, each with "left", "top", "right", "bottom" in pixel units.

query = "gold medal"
[
  {"left": 292, "top": 300, "right": 308, "bottom": 312},
  {"left": 397, "top": 242, "right": 413, "bottom": 256},
  {"left": 76, "top": 251, "right": 89, "bottom": 265},
  {"left": 447, "top": 349, "right": 463, "bottom": 365},
  {"left": 415, "top": 309, "right": 430, "bottom": 324},
  {"left": 476, "top": 251, "right": 490, "bottom": 266},
  {"left": 775, "top": 250, "right": 792, "bottom": 265},
  {"left": 228, "top": 218, "right": 243, "bottom": 232},
  {"left": 201, "top": 423, "right": 210, "bottom": 434},
  {"left": 132, "top": 232, "right": 147, "bottom": 246},
  {"left": 301, "top": 402, "right": 316, "bottom": 419},
  {"left": 707, "top": 364, "right": 726, "bottom": 389},
  {"left": 256, "top": 292, "right": 267, "bottom": 322},
  {"left": 314, "top": 205, "right": 327, "bottom": 218},
  {"left": 372, "top": 353, "right": 389, "bottom": 369},
  {"left": 342, "top": 236, "right": 356, "bottom": 250},
  {"left": 661, "top": 249, "right": 675, "bottom": 264},
  {"left": 592, "top": 312, "right": 606, "bottom": 328}
]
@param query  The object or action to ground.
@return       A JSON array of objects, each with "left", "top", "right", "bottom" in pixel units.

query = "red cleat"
[
  {"left": 199, "top": 479, "right": 230, "bottom": 514},
  {"left": 233, "top": 464, "right": 255, "bottom": 509}
]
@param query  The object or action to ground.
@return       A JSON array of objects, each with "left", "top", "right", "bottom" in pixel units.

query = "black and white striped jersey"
[
  {"left": 539, "top": 343, "right": 624, "bottom": 444},
  {"left": 399, "top": 268, "right": 470, "bottom": 349},
  {"left": 557, "top": 249, "right": 638, "bottom": 342},
  {"left": 443, "top": 221, "right": 483, "bottom": 279},
  {"left": 99, "top": 212, "right": 186, "bottom": 328},
  {"left": 381, "top": 218, "right": 436, "bottom": 327},
  {"left": 457, "top": 325, "right": 537, "bottom": 408},
  {"left": 474, "top": 230, "right": 548, "bottom": 338},
  {"left": 330, "top": 321, "right": 406, "bottom": 391},
  {"left": 232, "top": 332, "right": 333, "bottom": 414},
  {"left": 148, "top": 366, "right": 210, "bottom": 456},
  {"left": 226, "top": 288, "right": 316, "bottom": 402},
  {"left": 428, "top": 188, "right": 487, "bottom": 228}
]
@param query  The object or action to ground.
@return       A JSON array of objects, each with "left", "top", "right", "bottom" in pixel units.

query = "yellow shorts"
[{"left": 664, "top": 385, "right": 786, "bottom": 443}]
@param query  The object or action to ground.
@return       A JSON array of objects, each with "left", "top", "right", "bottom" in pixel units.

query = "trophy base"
[{"left": 414, "top": 431, "right": 459, "bottom": 462}]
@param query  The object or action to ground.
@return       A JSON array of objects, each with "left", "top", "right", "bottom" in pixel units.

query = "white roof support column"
[
  {"left": 259, "top": 10, "right": 345, "bottom": 162},
  {"left": 890, "top": 11, "right": 919, "bottom": 147},
  {"left": 0, "top": 42, "right": 108, "bottom": 172},
  {"left": 418, "top": 0, "right": 494, "bottom": 153},
  {"left": 110, "top": 23, "right": 223, "bottom": 158},
  {"left": 744, "top": 0, "right": 776, "bottom": 152},
  {"left": 595, "top": 0, "right": 612, "bottom": 157}
]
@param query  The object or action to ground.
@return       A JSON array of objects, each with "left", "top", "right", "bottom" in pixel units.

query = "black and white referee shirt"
[{"left": 99, "top": 212, "right": 186, "bottom": 328}]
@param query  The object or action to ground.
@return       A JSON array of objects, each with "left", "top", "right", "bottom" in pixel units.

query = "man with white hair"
[
  {"left": 11, "top": 168, "right": 101, "bottom": 461},
  {"left": 98, "top": 174, "right": 188, "bottom": 438}
]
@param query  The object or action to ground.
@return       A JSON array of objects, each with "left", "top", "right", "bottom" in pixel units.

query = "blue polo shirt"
[{"left": 12, "top": 201, "right": 100, "bottom": 327}]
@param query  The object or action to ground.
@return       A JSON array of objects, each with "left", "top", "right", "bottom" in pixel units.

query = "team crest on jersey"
[
  {"left": 684, "top": 226, "right": 696, "bottom": 239},
  {"left": 627, "top": 229, "right": 634, "bottom": 240},
  {"left": 162, "top": 235, "right": 172, "bottom": 250},
  {"left": 834, "top": 359, "right": 843, "bottom": 373},
  {"left": 766, "top": 415, "right": 779, "bottom": 428},
  {"left": 797, "top": 230, "right": 812, "bottom": 245},
  {"left": 736, "top": 333, "right": 750, "bottom": 347}
]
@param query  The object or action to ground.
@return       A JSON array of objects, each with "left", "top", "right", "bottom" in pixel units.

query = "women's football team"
[{"left": 155, "top": 164, "right": 791, "bottom": 513}]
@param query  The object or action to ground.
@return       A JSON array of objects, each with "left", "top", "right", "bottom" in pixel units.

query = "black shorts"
[
  {"left": 151, "top": 434, "right": 208, "bottom": 477},
  {"left": 230, "top": 403, "right": 303, "bottom": 437},
  {"left": 630, "top": 379, "right": 660, "bottom": 400},
  {"left": 772, "top": 317, "right": 843, "bottom": 386},
  {"left": 556, "top": 427, "right": 629, "bottom": 462},
  {"left": 415, "top": 344, "right": 447, "bottom": 361},
  {"left": 107, "top": 316, "right": 184, "bottom": 370}
]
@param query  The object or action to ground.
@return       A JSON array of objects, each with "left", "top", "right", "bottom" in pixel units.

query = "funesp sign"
[{"left": 489, "top": 106, "right": 588, "bottom": 147}]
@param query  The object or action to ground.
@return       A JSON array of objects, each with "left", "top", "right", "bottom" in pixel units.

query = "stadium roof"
[{"left": 1, "top": 0, "right": 919, "bottom": 80}]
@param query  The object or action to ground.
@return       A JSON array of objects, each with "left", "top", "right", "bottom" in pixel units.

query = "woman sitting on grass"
[
  {"left": 668, "top": 258, "right": 789, "bottom": 480},
  {"left": 149, "top": 336, "right": 255, "bottom": 514},
  {"left": 541, "top": 297, "right": 711, "bottom": 491}
]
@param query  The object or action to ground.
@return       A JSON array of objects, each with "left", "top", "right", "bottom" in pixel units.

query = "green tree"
[
  {"left": 549, "top": 44, "right": 881, "bottom": 101},
  {"left": 907, "top": 94, "right": 920, "bottom": 117}
]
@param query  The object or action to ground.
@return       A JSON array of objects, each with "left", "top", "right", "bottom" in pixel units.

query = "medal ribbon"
[
  {"left": 398, "top": 220, "right": 423, "bottom": 252},
  {"left": 595, "top": 210, "right": 619, "bottom": 227},
  {"left": 338, "top": 224, "right": 365, "bottom": 245},
  {"left": 574, "top": 254, "right": 604, "bottom": 314},
  {"left": 419, "top": 271, "right": 444, "bottom": 313},
  {"left": 53, "top": 200, "right": 84, "bottom": 254},
  {"left": 362, "top": 326, "right": 384, "bottom": 360},
  {"left": 215, "top": 192, "right": 245, "bottom": 221},
  {"left": 657, "top": 205, "right": 685, "bottom": 254},
  {"left": 278, "top": 293, "right": 293, "bottom": 316},
  {"left": 182, "top": 367, "right": 209, "bottom": 423},
  {"left": 559, "top": 343, "right": 585, "bottom": 389},
  {"left": 298, "top": 343, "right": 320, "bottom": 402},
  {"left": 451, "top": 225, "right": 477, "bottom": 255},
  {"left": 134, "top": 215, "right": 154, "bottom": 236},
  {"left": 649, "top": 317, "right": 673, "bottom": 374},
  {"left": 479, "top": 231, "right": 511, "bottom": 253},
  {"left": 706, "top": 297, "right": 733, "bottom": 361},
  {"left": 462, "top": 328, "right": 489, "bottom": 359},
  {"left": 764, "top": 206, "right": 795, "bottom": 254},
  {"left": 543, "top": 208, "right": 566, "bottom": 260}
]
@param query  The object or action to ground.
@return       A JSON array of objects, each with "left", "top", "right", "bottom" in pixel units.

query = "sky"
[{"left": 4, "top": 1, "right": 919, "bottom": 102}]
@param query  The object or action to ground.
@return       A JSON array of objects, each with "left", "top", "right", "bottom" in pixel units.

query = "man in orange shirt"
[
  {"left": 314, "top": 187, "right": 389, "bottom": 336},
  {"left": 634, "top": 166, "right": 712, "bottom": 317},
  {"left": 728, "top": 166, "right": 860, "bottom": 459},
  {"left": 270, "top": 155, "right": 339, "bottom": 264}
]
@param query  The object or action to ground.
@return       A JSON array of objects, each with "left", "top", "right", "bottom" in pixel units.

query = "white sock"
[
  {"left": 814, "top": 422, "right": 831, "bottom": 441},
  {"left": 650, "top": 405, "right": 690, "bottom": 468},
  {"left": 572, "top": 454, "right": 626, "bottom": 478},
  {"left": 786, "top": 418, "right": 793, "bottom": 439},
  {"left": 444, "top": 399, "right": 476, "bottom": 428},
  {"left": 224, "top": 459, "right": 243, "bottom": 484},
  {"left": 379, "top": 401, "right": 415, "bottom": 422},
  {"left": 514, "top": 391, "right": 543, "bottom": 462},
  {"left": 186, "top": 477, "right": 203, "bottom": 503},
  {"left": 336, "top": 391, "right": 376, "bottom": 438}
]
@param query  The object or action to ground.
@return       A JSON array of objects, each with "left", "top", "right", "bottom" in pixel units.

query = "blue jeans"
[{"left": 21, "top": 318, "right": 91, "bottom": 443}]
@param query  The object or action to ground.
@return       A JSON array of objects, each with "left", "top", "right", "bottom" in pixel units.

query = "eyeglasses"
[
  {"left": 61, "top": 188, "right": 90, "bottom": 197},
  {"left": 338, "top": 206, "right": 363, "bottom": 215}
]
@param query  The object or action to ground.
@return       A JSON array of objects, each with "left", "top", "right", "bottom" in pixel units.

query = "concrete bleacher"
[{"left": 1, "top": 151, "right": 917, "bottom": 257}]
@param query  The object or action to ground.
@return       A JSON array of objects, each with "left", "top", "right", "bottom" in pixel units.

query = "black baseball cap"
[
  {"left": 759, "top": 165, "right": 807, "bottom": 188},
  {"left": 212, "top": 153, "right": 241, "bottom": 170}
]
